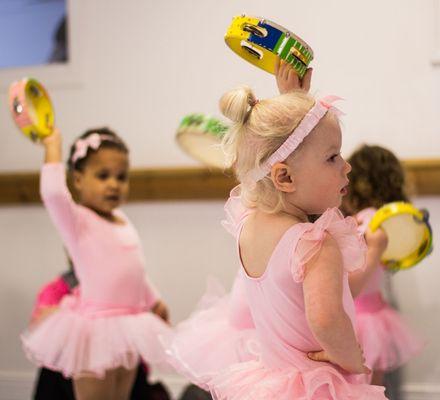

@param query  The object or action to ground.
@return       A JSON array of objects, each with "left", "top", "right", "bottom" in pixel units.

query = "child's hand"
[
  {"left": 275, "top": 59, "right": 312, "bottom": 94},
  {"left": 365, "top": 227, "right": 388, "bottom": 255},
  {"left": 41, "top": 128, "right": 62, "bottom": 148},
  {"left": 308, "top": 347, "right": 371, "bottom": 374},
  {"left": 152, "top": 300, "right": 169, "bottom": 323}
]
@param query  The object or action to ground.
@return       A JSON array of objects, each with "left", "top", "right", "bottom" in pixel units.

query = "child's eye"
[
  {"left": 328, "top": 153, "right": 340, "bottom": 162},
  {"left": 96, "top": 171, "right": 109, "bottom": 180},
  {"left": 117, "top": 173, "right": 128, "bottom": 182}
]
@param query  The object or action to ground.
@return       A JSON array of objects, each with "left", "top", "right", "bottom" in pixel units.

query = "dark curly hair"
[
  {"left": 67, "top": 127, "right": 129, "bottom": 172},
  {"left": 342, "top": 144, "right": 408, "bottom": 215}
]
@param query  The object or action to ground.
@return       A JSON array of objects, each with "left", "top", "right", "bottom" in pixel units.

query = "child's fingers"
[
  {"left": 302, "top": 68, "right": 313, "bottom": 91},
  {"left": 307, "top": 350, "right": 329, "bottom": 362},
  {"left": 153, "top": 301, "right": 170, "bottom": 323},
  {"left": 287, "top": 67, "right": 300, "bottom": 88},
  {"left": 280, "top": 60, "right": 289, "bottom": 80},
  {"left": 41, "top": 127, "right": 61, "bottom": 146},
  {"left": 274, "top": 57, "right": 281, "bottom": 75},
  {"left": 275, "top": 59, "right": 285, "bottom": 79},
  {"left": 161, "top": 307, "right": 170, "bottom": 322}
]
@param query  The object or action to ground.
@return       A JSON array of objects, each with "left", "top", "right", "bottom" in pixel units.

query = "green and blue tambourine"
[
  {"left": 176, "top": 114, "right": 229, "bottom": 168},
  {"left": 225, "top": 15, "right": 314, "bottom": 78}
]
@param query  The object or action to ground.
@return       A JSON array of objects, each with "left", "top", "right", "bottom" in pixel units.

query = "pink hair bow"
[{"left": 71, "top": 133, "right": 114, "bottom": 163}]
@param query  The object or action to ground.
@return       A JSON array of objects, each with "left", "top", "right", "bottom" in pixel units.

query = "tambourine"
[
  {"left": 9, "top": 77, "right": 54, "bottom": 142},
  {"left": 369, "top": 202, "right": 433, "bottom": 271},
  {"left": 225, "top": 15, "right": 313, "bottom": 78},
  {"left": 176, "top": 114, "right": 229, "bottom": 168}
]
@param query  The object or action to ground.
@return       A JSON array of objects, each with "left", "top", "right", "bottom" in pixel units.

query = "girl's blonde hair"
[{"left": 220, "top": 86, "right": 315, "bottom": 213}]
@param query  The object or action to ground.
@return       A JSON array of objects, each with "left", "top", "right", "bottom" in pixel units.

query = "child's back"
[{"left": 210, "top": 194, "right": 380, "bottom": 399}]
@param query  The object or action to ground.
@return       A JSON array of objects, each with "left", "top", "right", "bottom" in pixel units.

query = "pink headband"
[
  {"left": 245, "top": 95, "right": 343, "bottom": 184},
  {"left": 71, "top": 133, "right": 116, "bottom": 163}
]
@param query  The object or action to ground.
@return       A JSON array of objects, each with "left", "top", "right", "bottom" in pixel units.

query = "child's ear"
[
  {"left": 270, "top": 162, "right": 296, "bottom": 193},
  {"left": 72, "top": 171, "right": 83, "bottom": 192}
]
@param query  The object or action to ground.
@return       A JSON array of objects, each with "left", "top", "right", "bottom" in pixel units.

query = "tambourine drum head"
[
  {"left": 177, "top": 131, "right": 225, "bottom": 169},
  {"left": 369, "top": 202, "right": 433, "bottom": 270},
  {"left": 381, "top": 214, "right": 427, "bottom": 260}
]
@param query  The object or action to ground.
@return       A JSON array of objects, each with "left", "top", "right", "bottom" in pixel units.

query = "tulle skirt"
[
  {"left": 207, "top": 360, "right": 387, "bottom": 400},
  {"left": 22, "top": 295, "right": 171, "bottom": 378},
  {"left": 355, "top": 292, "right": 424, "bottom": 371}
]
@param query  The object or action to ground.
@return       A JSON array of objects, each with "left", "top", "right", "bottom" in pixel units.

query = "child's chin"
[
  {"left": 96, "top": 204, "right": 119, "bottom": 214},
  {"left": 104, "top": 200, "right": 122, "bottom": 210}
]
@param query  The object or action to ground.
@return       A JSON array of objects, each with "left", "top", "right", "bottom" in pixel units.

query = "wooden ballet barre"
[{"left": 0, "top": 160, "right": 438, "bottom": 205}]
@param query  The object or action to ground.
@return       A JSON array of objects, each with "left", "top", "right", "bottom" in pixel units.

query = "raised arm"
[
  {"left": 42, "top": 128, "right": 62, "bottom": 164},
  {"left": 40, "top": 129, "right": 81, "bottom": 251}
]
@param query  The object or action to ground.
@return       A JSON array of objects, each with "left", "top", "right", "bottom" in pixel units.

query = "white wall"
[{"left": 0, "top": 1, "right": 439, "bottom": 399}]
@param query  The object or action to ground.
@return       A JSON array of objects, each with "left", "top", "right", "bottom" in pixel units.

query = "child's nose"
[
  {"left": 108, "top": 177, "right": 119, "bottom": 188},
  {"left": 344, "top": 160, "right": 352, "bottom": 174}
]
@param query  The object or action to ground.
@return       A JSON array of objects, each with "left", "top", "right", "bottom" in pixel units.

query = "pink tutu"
[
  {"left": 21, "top": 294, "right": 172, "bottom": 378},
  {"left": 207, "top": 360, "right": 386, "bottom": 400},
  {"left": 355, "top": 292, "right": 424, "bottom": 371},
  {"left": 162, "top": 279, "right": 259, "bottom": 390}
]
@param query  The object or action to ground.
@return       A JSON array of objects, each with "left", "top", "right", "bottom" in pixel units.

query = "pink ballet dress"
[
  {"left": 21, "top": 163, "right": 171, "bottom": 378},
  {"left": 165, "top": 187, "right": 387, "bottom": 399},
  {"left": 354, "top": 208, "right": 423, "bottom": 372}
]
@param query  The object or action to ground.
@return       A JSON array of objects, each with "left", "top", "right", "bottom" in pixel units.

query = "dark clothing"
[{"left": 33, "top": 365, "right": 171, "bottom": 400}]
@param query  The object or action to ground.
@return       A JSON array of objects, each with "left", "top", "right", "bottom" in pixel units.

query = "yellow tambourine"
[
  {"left": 225, "top": 15, "right": 314, "bottom": 78},
  {"left": 176, "top": 113, "right": 229, "bottom": 168},
  {"left": 9, "top": 77, "right": 55, "bottom": 142},
  {"left": 369, "top": 202, "right": 433, "bottom": 271}
]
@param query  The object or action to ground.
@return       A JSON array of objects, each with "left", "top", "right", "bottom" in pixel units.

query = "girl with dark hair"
[
  {"left": 21, "top": 127, "right": 170, "bottom": 400},
  {"left": 343, "top": 144, "right": 423, "bottom": 387}
]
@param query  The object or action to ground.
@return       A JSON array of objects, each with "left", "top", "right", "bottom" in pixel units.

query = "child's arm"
[
  {"left": 40, "top": 129, "right": 81, "bottom": 248},
  {"left": 42, "top": 128, "right": 62, "bottom": 163},
  {"left": 349, "top": 228, "right": 388, "bottom": 298},
  {"left": 143, "top": 275, "right": 169, "bottom": 322},
  {"left": 275, "top": 59, "right": 312, "bottom": 94},
  {"left": 303, "top": 233, "right": 369, "bottom": 374}
]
